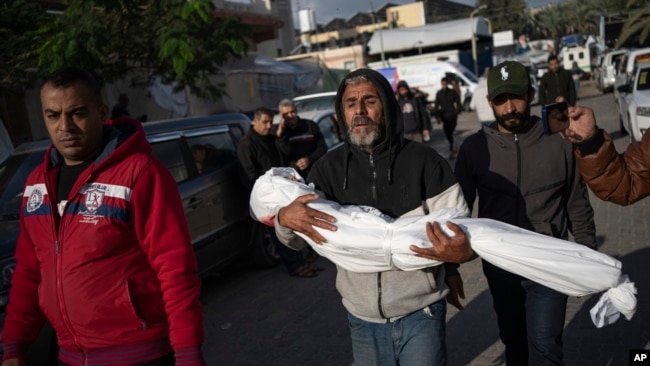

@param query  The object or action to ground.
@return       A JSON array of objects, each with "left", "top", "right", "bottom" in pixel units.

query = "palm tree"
[{"left": 616, "top": 4, "right": 650, "bottom": 48}]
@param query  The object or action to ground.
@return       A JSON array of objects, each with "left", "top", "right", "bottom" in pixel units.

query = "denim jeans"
[
  {"left": 483, "top": 260, "right": 568, "bottom": 366},
  {"left": 348, "top": 300, "right": 447, "bottom": 366}
]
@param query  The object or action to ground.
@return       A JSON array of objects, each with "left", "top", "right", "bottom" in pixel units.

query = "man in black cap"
[{"left": 453, "top": 60, "right": 596, "bottom": 366}]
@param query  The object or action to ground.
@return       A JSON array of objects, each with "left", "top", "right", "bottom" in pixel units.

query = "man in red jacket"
[{"left": 1, "top": 67, "right": 205, "bottom": 366}]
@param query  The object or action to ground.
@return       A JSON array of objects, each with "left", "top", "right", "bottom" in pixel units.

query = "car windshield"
[
  {"left": 0, "top": 151, "right": 44, "bottom": 220},
  {"left": 637, "top": 69, "right": 650, "bottom": 91}
]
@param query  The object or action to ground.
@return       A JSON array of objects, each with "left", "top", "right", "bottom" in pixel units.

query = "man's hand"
[
  {"left": 409, "top": 221, "right": 476, "bottom": 263},
  {"left": 276, "top": 118, "right": 285, "bottom": 137},
  {"left": 1, "top": 359, "right": 26, "bottom": 366},
  {"left": 445, "top": 274, "right": 466, "bottom": 310},
  {"left": 562, "top": 106, "right": 598, "bottom": 143},
  {"left": 422, "top": 129, "right": 431, "bottom": 142},
  {"left": 277, "top": 194, "right": 337, "bottom": 244}
]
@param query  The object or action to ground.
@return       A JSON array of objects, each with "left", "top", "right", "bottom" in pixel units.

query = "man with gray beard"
[
  {"left": 273, "top": 68, "right": 475, "bottom": 366},
  {"left": 454, "top": 61, "right": 596, "bottom": 366}
]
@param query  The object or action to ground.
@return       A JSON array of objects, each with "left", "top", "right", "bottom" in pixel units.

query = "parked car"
[
  {"left": 294, "top": 108, "right": 343, "bottom": 148},
  {"left": 617, "top": 62, "right": 650, "bottom": 142},
  {"left": 595, "top": 49, "right": 626, "bottom": 93},
  {"left": 0, "top": 113, "right": 281, "bottom": 362},
  {"left": 614, "top": 47, "right": 650, "bottom": 104},
  {"left": 292, "top": 91, "right": 337, "bottom": 112},
  {"left": 273, "top": 91, "right": 338, "bottom": 125},
  {"left": 271, "top": 108, "right": 344, "bottom": 150}
]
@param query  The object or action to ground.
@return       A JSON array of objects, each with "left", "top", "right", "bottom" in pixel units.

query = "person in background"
[
  {"left": 539, "top": 54, "right": 576, "bottom": 106},
  {"left": 570, "top": 61, "right": 584, "bottom": 100},
  {"left": 1, "top": 66, "right": 205, "bottom": 366},
  {"left": 273, "top": 68, "right": 475, "bottom": 366},
  {"left": 563, "top": 106, "right": 650, "bottom": 205},
  {"left": 238, "top": 107, "right": 321, "bottom": 278},
  {"left": 469, "top": 69, "right": 495, "bottom": 128},
  {"left": 396, "top": 80, "right": 431, "bottom": 142},
  {"left": 435, "top": 77, "right": 461, "bottom": 159},
  {"left": 275, "top": 99, "right": 328, "bottom": 180},
  {"left": 111, "top": 93, "right": 147, "bottom": 122},
  {"left": 454, "top": 60, "right": 596, "bottom": 366}
]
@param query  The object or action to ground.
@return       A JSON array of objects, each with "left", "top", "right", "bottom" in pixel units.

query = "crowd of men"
[{"left": 1, "top": 57, "right": 648, "bottom": 366}]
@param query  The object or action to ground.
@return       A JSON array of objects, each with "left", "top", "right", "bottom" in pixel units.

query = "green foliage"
[
  {"left": 0, "top": 0, "right": 51, "bottom": 89},
  {"left": 616, "top": 4, "right": 650, "bottom": 48},
  {"left": 476, "top": 0, "right": 529, "bottom": 35},
  {"left": 1, "top": 0, "right": 250, "bottom": 99}
]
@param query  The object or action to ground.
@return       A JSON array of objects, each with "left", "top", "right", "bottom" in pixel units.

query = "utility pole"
[
  {"left": 471, "top": 5, "right": 487, "bottom": 76},
  {"left": 369, "top": 0, "right": 386, "bottom": 67}
]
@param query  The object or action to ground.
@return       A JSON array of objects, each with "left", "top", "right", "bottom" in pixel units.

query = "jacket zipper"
[
  {"left": 377, "top": 272, "right": 386, "bottom": 319},
  {"left": 514, "top": 133, "right": 522, "bottom": 227},
  {"left": 52, "top": 172, "right": 91, "bottom": 360},
  {"left": 368, "top": 154, "right": 386, "bottom": 319},
  {"left": 369, "top": 155, "right": 377, "bottom": 201}
]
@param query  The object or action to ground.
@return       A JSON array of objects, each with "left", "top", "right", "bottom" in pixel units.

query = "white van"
[
  {"left": 614, "top": 47, "right": 650, "bottom": 103},
  {"left": 369, "top": 60, "right": 479, "bottom": 110}
]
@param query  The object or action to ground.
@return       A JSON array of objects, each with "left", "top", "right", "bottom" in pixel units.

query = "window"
[
  {"left": 186, "top": 132, "right": 236, "bottom": 175},
  {"left": 316, "top": 115, "right": 341, "bottom": 148},
  {"left": 151, "top": 140, "right": 188, "bottom": 183}
]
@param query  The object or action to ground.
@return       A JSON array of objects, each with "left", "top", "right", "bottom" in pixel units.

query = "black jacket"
[
  {"left": 396, "top": 81, "right": 431, "bottom": 134},
  {"left": 276, "top": 118, "right": 327, "bottom": 178},
  {"left": 435, "top": 87, "right": 460, "bottom": 121},
  {"left": 454, "top": 117, "right": 596, "bottom": 248},
  {"left": 237, "top": 129, "right": 284, "bottom": 189},
  {"left": 539, "top": 68, "right": 576, "bottom": 106}
]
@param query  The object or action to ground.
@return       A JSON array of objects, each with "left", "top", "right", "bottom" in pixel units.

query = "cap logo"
[{"left": 500, "top": 66, "right": 509, "bottom": 81}]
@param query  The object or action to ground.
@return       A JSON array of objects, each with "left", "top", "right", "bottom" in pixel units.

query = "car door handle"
[{"left": 188, "top": 197, "right": 203, "bottom": 210}]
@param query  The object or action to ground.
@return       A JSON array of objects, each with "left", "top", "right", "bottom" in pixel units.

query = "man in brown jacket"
[{"left": 563, "top": 106, "right": 650, "bottom": 205}]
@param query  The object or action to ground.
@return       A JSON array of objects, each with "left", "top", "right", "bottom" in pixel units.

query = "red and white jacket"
[{"left": 1, "top": 118, "right": 205, "bottom": 365}]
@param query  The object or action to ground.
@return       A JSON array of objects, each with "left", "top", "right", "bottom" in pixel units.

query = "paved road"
[{"left": 200, "top": 82, "right": 649, "bottom": 365}]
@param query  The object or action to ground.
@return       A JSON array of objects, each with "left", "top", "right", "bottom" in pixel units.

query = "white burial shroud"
[{"left": 249, "top": 167, "right": 637, "bottom": 328}]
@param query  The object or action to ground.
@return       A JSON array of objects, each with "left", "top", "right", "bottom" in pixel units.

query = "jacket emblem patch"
[
  {"left": 26, "top": 189, "right": 44, "bottom": 212},
  {"left": 84, "top": 188, "right": 105, "bottom": 214}
]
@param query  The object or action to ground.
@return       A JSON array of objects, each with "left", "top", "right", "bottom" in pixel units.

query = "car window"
[
  {"left": 317, "top": 115, "right": 341, "bottom": 148},
  {"left": 150, "top": 140, "right": 188, "bottom": 183},
  {"left": 293, "top": 95, "right": 336, "bottom": 112},
  {"left": 186, "top": 132, "right": 236, "bottom": 175},
  {"left": 0, "top": 151, "right": 43, "bottom": 218},
  {"left": 636, "top": 69, "right": 650, "bottom": 91}
]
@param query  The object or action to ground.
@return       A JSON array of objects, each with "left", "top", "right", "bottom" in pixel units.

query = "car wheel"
[
  {"left": 250, "top": 222, "right": 281, "bottom": 268},
  {"left": 619, "top": 115, "right": 628, "bottom": 135}
]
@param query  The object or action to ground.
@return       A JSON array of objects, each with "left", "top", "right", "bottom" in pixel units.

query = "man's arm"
[
  {"left": 564, "top": 106, "right": 650, "bottom": 205},
  {"left": 236, "top": 140, "right": 262, "bottom": 187},
  {"left": 131, "top": 160, "right": 205, "bottom": 365},
  {"left": 276, "top": 194, "right": 337, "bottom": 245},
  {"left": 564, "top": 149, "right": 597, "bottom": 249}
]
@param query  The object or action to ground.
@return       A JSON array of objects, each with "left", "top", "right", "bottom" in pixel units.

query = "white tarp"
[
  {"left": 250, "top": 167, "right": 637, "bottom": 328},
  {"left": 367, "top": 17, "right": 491, "bottom": 55}
]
